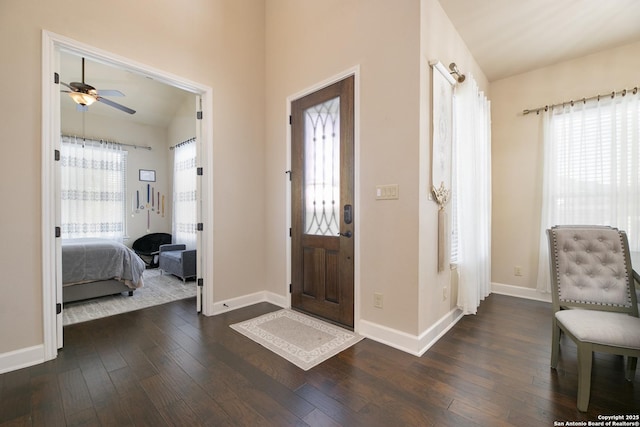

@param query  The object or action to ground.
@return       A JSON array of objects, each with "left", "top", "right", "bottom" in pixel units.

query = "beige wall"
[
  {"left": 0, "top": 0, "right": 265, "bottom": 354},
  {"left": 168, "top": 96, "right": 197, "bottom": 149},
  {"left": 490, "top": 40, "right": 640, "bottom": 292},
  {"left": 265, "top": 0, "right": 422, "bottom": 334}
]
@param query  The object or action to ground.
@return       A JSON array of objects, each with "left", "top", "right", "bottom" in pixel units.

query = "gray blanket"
[{"left": 62, "top": 238, "right": 145, "bottom": 288}]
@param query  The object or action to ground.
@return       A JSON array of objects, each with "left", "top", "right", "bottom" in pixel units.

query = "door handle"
[{"left": 338, "top": 230, "right": 352, "bottom": 238}]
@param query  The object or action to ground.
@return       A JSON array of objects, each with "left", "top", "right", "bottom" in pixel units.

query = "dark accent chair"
[
  {"left": 158, "top": 244, "right": 197, "bottom": 282},
  {"left": 132, "top": 233, "right": 172, "bottom": 268}
]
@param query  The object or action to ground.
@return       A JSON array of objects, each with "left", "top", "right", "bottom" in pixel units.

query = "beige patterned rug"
[
  {"left": 63, "top": 269, "right": 196, "bottom": 325},
  {"left": 230, "top": 309, "right": 364, "bottom": 370}
]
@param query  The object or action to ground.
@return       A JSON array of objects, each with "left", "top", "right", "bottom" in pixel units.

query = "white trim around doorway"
[{"left": 41, "top": 30, "right": 215, "bottom": 363}]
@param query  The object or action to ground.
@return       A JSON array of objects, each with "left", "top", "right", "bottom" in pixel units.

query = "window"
[
  {"left": 173, "top": 138, "right": 198, "bottom": 249},
  {"left": 60, "top": 136, "right": 127, "bottom": 240},
  {"left": 536, "top": 92, "right": 640, "bottom": 292},
  {"left": 553, "top": 103, "right": 638, "bottom": 226},
  {"left": 450, "top": 75, "right": 492, "bottom": 315}
]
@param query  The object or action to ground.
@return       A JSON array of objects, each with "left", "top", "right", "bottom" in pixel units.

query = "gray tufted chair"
[{"left": 547, "top": 225, "right": 640, "bottom": 412}]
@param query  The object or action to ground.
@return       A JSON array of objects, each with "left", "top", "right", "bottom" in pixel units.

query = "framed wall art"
[{"left": 139, "top": 169, "right": 156, "bottom": 182}]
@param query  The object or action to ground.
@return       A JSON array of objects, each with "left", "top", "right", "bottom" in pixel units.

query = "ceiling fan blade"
[
  {"left": 97, "top": 96, "right": 136, "bottom": 114},
  {"left": 97, "top": 89, "right": 124, "bottom": 97}
]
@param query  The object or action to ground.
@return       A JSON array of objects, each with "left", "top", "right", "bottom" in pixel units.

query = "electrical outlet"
[
  {"left": 374, "top": 292, "right": 383, "bottom": 308},
  {"left": 514, "top": 266, "right": 523, "bottom": 276},
  {"left": 442, "top": 286, "right": 448, "bottom": 301}
]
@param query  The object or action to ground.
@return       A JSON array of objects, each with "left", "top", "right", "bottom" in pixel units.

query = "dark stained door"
[{"left": 291, "top": 76, "right": 355, "bottom": 328}]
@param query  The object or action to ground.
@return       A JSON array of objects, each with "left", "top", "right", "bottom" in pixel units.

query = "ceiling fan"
[{"left": 60, "top": 58, "right": 136, "bottom": 115}]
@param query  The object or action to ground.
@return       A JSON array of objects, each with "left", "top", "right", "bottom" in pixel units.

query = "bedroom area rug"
[
  {"left": 63, "top": 269, "right": 196, "bottom": 325},
  {"left": 230, "top": 309, "right": 364, "bottom": 371}
]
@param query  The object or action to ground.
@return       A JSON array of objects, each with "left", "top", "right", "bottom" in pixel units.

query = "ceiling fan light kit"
[{"left": 69, "top": 91, "right": 96, "bottom": 106}]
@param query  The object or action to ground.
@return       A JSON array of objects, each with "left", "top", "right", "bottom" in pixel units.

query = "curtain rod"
[
  {"left": 169, "top": 137, "right": 196, "bottom": 150},
  {"left": 522, "top": 86, "right": 639, "bottom": 115},
  {"left": 61, "top": 134, "right": 152, "bottom": 151}
]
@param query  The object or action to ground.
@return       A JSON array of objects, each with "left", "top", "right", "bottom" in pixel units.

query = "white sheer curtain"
[
  {"left": 60, "top": 136, "right": 127, "bottom": 241},
  {"left": 453, "top": 74, "right": 492, "bottom": 315},
  {"left": 536, "top": 91, "right": 640, "bottom": 292},
  {"left": 173, "top": 138, "right": 198, "bottom": 250}
]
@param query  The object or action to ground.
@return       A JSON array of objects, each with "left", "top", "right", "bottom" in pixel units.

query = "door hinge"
[
  {"left": 289, "top": 284, "right": 292, "bottom": 293},
  {"left": 54, "top": 149, "right": 60, "bottom": 161},
  {"left": 197, "top": 223, "right": 204, "bottom": 231},
  {"left": 196, "top": 111, "right": 203, "bottom": 120},
  {"left": 56, "top": 303, "right": 62, "bottom": 315},
  {"left": 289, "top": 227, "right": 292, "bottom": 237},
  {"left": 197, "top": 167, "right": 203, "bottom": 176},
  {"left": 54, "top": 72, "right": 59, "bottom": 84},
  {"left": 197, "top": 278, "right": 203, "bottom": 287},
  {"left": 55, "top": 226, "right": 61, "bottom": 238},
  {"left": 285, "top": 170, "right": 291, "bottom": 181},
  {"left": 289, "top": 115, "right": 292, "bottom": 125}
]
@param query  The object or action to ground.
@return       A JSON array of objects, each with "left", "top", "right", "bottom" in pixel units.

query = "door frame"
[
  {"left": 285, "top": 66, "right": 361, "bottom": 332},
  {"left": 41, "top": 30, "right": 215, "bottom": 361}
]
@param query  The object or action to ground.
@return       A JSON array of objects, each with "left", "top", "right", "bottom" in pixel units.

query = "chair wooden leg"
[
  {"left": 551, "top": 320, "right": 560, "bottom": 369},
  {"left": 626, "top": 356, "right": 638, "bottom": 381},
  {"left": 576, "top": 344, "right": 593, "bottom": 412}
]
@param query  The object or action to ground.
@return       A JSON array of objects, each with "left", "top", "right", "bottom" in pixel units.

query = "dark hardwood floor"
[{"left": 1, "top": 294, "right": 638, "bottom": 426}]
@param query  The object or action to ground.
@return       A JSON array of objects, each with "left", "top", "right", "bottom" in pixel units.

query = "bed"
[{"left": 62, "top": 238, "right": 145, "bottom": 303}]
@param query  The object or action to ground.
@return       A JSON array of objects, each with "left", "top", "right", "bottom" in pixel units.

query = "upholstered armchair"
[
  {"left": 158, "top": 244, "right": 197, "bottom": 282},
  {"left": 547, "top": 225, "right": 640, "bottom": 412}
]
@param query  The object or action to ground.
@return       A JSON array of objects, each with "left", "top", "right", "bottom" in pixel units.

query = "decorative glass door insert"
[{"left": 304, "top": 96, "right": 340, "bottom": 236}]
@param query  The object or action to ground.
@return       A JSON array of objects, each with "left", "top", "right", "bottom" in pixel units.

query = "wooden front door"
[{"left": 291, "top": 76, "right": 355, "bottom": 328}]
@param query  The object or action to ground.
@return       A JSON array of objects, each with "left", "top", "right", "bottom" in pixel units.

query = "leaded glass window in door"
[{"left": 304, "top": 96, "right": 340, "bottom": 236}]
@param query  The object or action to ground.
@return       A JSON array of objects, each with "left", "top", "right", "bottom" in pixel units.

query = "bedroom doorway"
[{"left": 42, "top": 31, "right": 214, "bottom": 357}]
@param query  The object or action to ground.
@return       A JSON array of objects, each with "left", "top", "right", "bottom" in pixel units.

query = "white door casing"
[{"left": 41, "top": 30, "right": 215, "bottom": 360}]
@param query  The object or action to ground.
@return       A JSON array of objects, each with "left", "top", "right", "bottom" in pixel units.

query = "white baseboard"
[
  {"left": 211, "top": 291, "right": 287, "bottom": 315},
  {"left": 417, "top": 307, "right": 464, "bottom": 356},
  {"left": 264, "top": 291, "right": 288, "bottom": 308},
  {"left": 213, "top": 290, "right": 465, "bottom": 358},
  {"left": 0, "top": 345, "right": 45, "bottom": 375},
  {"left": 358, "top": 307, "right": 464, "bottom": 357},
  {"left": 491, "top": 282, "right": 551, "bottom": 303}
]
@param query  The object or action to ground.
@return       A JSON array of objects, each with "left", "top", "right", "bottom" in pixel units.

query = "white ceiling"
[
  {"left": 59, "top": 51, "right": 193, "bottom": 128},
  {"left": 438, "top": 0, "right": 640, "bottom": 81}
]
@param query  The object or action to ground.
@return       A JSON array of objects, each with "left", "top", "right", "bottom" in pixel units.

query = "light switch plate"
[{"left": 376, "top": 184, "right": 399, "bottom": 200}]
